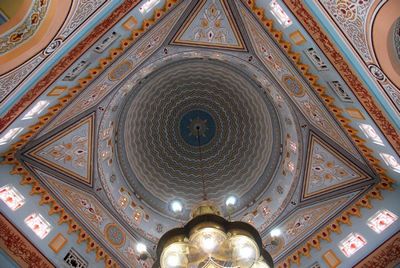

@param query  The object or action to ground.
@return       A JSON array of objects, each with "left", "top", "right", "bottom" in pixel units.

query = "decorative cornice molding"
[
  {"left": 354, "top": 231, "right": 400, "bottom": 268},
  {"left": 0, "top": 213, "right": 54, "bottom": 268}
]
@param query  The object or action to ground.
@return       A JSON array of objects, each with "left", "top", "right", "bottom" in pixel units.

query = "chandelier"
[
  {"left": 152, "top": 202, "right": 274, "bottom": 268},
  {"left": 152, "top": 115, "right": 274, "bottom": 268}
]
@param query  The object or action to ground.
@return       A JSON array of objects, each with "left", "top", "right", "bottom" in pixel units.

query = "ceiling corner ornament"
[
  {"left": 40, "top": 0, "right": 188, "bottom": 137},
  {"left": 239, "top": 3, "right": 363, "bottom": 162},
  {"left": 264, "top": 193, "right": 355, "bottom": 259},
  {"left": 172, "top": 0, "right": 246, "bottom": 50},
  {"left": 302, "top": 134, "right": 369, "bottom": 200},
  {"left": 28, "top": 114, "right": 94, "bottom": 186},
  {"left": 36, "top": 170, "right": 148, "bottom": 267}
]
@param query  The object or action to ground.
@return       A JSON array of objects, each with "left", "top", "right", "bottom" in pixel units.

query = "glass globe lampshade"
[{"left": 153, "top": 203, "right": 274, "bottom": 268}]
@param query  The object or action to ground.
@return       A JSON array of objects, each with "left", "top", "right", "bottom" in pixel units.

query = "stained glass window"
[
  {"left": 338, "top": 233, "right": 366, "bottom": 257},
  {"left": 24, "top": 213, "right": 52, "bottom": 239},
  {"left": 367, "top": 209, "right": 398, "bottom": 234},
  {"left": 0, "top": 184, "right": 25, "bottom": 211}
]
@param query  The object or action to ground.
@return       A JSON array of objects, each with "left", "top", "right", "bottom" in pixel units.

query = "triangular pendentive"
[
  {"left": 264, "top": 192, "right": 359, "bottom": 257},
  {"left": 172, "top": 0, "right": 246, "bottom": 50},
  {"left": 28, "top": 114, "right": 94, "bottom": 186},
  {"left": 302, "top": 134, "right": 369, "bottom": 200}
]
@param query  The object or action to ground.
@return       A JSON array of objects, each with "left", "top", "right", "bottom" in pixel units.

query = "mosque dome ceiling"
[
  {"left": 1, "top": 0, "right": 398, "bottom": 267},
  {"left": 116, "top": 58, "right": 281, "bottom": 216}
]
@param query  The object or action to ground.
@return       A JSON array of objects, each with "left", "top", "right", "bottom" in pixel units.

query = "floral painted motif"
[
  {"left": 320, "top": 0, "right": 373, "bottom": 61},
  {"left": 0, "top": 0, "right": 50, "bottom": 54},
  {"left": 31, "top": 116, "right": 93, "bottom": 184},
  {"left": 105, "top": 223, "right": 126, "bottom": 248},
  {"left": 75, "top": 196, "right": 104, "bottom": 224},
  {"left": 173, "top": 0, "right": 244, "bottom": 49},
  {"left": 46, "top": 135, "right": 88, "bottom": 168},
  {"left": 304, "top": 136, "right": 367, "bottom": 198},
  {"left": 286, "top": 214, "right": 311, "bottom": 236},
  {"left": 193, "top": 1, "right": 227, "bottom": 43}
]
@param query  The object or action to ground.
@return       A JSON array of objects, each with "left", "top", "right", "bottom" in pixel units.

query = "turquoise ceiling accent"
[{"left": 179, "top": 109, "right": 216, "bottom": 147}]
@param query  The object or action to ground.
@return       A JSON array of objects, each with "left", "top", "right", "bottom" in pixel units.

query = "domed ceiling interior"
[{"left": 0, "top": 0, "right": 399, "bottom": 268}]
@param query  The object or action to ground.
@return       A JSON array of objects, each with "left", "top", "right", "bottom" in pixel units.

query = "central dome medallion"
[
  {"left": 117, "top": 59, "right": 281, "bottom": 216},
  {"left": 179, "top": 109, "right": 216, "bottom": 147}
]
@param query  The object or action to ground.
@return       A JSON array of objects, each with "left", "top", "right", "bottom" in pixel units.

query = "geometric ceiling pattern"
[
  {"left": 302, "top": 134, "right": 369, "bottom": 200},
  {"left": 27, "top": 114, "right": 94, "bottom": 186},
  {"left": 172, "top": 0, "right": 246, "bottom": 50},
  {"left": 0, "top": 0, "right": 398, "bottom": 268},
  {"left": 238, "top": 2, "right": 366, "bottom": 164}
]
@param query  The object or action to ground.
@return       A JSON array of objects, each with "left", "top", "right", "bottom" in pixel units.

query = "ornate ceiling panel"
[
  {"left": 282, "top": 0, "right": 400, "bottom": 153},
  {"left": 302, "top": 134, "right": 369, "bottom": 200},
  {"left": 238, "top": 2, "right": 365, "bottom": 163},
  {"left": 172, "top": 0, "right": 246, "bottom": 50},
  {"left": 0, "top": 0, "right": 50, "bottom": 55},
  {"left": 38, "top": 0, "right": 188, "bottom": 137},
  {"left": 317, "top": 0, "right": 400, "bottom": 113},
  {"left": 0, "top": 0, "right": 116, "bottom": 130},
  {"left": 0, "top": 0, "right": 110, "bottom": 105},
  {"left": 27, "top": 114, "right": 94, "bottom": 186}
]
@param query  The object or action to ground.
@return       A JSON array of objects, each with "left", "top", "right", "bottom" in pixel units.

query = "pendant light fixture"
[{"left": 153, "top": 117, "right": 274, "bottom": 268}]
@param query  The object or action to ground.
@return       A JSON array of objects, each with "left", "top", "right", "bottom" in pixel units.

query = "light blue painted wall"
[{"left": 0, "top": 249, "right": 19, "bottom": 268}]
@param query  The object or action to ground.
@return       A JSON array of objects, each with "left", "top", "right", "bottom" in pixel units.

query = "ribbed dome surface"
[{"left": 117, "top": 59, "right": 281, "bottom": 214}]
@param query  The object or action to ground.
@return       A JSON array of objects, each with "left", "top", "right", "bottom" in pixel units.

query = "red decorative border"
[
  {"left": 0, "top": 213, "right": 54, "bottom": 268},
  {"left": 282, "top": 0, "right": 400, "bottom": 154},
  {"left": 0, "top": 0, "right": 141, "bottom": 132},
  {"left": 354, "top": 231, "right": 400, "bottom": 268}
]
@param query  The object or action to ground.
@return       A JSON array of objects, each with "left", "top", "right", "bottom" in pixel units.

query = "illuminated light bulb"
[
  {"left": 136, "top": 243, "right": 147, "bottom": 253},
  {"left": 171, "top": 200, "right": 183, "bottom": 213},
  {"left": 270, "top": 228, "right": 281, "bottom": 237},
  {"left": 201, "top": 234, "right": 217, "bottom": 252},
  {"left": 225, "top": 195, "right": 237, "bottom": 207},
  {"left": 239, "top": 245, "right": 255, "bottom": 259},
  {"left": 166, "top": 254, "right": 180, "bottom": 267}
]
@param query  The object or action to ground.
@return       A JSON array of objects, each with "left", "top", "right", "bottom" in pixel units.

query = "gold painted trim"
[
  {"left": 48, "top": 233, "right": 68, "bottom": 254},
  {"left": 322, "top": 249, "right": 341, "bottom": 268}
]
